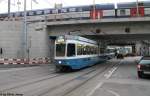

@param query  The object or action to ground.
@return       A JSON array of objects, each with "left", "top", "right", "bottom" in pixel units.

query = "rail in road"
[
  {"left": 0, "top": 57, "right": 149, "bottom": 96},
  {"left": 0, "top": 59, "right": 120, "bottom": 96}
]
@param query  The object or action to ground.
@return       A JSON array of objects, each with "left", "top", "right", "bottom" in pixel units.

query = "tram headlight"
[{"left": 58, "top": 61, "right": 62, "bottom": 64}]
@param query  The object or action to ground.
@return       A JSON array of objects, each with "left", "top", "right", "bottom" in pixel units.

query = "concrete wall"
[
  {"left": 0, "top": 21, "right": 22, "bottom": 58},
  {"left": 0, "top": 21, "right": 50, "bottom": 59},
  {"left": 26, "top": 22, "right": 50, "bottom": 58}
]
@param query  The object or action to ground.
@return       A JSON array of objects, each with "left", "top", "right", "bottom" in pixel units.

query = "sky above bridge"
[{"left": 0, "top": 0, "right": 149, "bottom": 13}]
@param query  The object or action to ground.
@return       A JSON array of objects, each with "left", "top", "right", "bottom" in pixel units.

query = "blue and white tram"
[{"left": 54, "top": 35, "right": 107, "bottom": 71}]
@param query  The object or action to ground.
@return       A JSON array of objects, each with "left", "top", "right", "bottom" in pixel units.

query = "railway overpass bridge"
[
  {"left": 46, "top": 17, "right": 150, "bottom": 37},
  {"left": 0, "top": 16, "right": 150, "bottom": 59},
  {"left": 45, "top": 17, "right": 150, "bottom": 58}
]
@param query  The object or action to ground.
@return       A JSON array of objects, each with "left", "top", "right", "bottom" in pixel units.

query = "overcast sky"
[{"left": 0, "top": 0, "right": 149, "bottom": 13}]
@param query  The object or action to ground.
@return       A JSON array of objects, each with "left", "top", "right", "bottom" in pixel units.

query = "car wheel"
[{"left": 138, "top": 71, "right": 144, "bottom": 78}]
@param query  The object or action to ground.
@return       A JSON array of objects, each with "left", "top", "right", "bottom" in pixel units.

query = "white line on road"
[
  {"left": 86, "top": 61, "right": 121, "bottom": 96},
  {"left": 86, "top": 82, "right": 103, "bottom": 96},
  {"left": 105, "top": 67, "right": 118, "bottom": 79},
  {"left": 107, "top": 89, "right": 120, "bottom": 96}
]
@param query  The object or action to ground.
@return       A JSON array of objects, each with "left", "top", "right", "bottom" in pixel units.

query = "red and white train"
[{"left": 0, "top": 1, "right": 150, "bottom": 21}]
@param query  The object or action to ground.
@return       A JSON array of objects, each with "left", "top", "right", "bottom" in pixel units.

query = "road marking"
[
  {"left": 87, "top": 61, "right": 121, "bottom": 96},
  {"left": 107, "top": 89, "right": 120, "bottom": 96},
  {"left": 104, "top": 60, "right": 122, "bottom": 79},
  {"left": 86, "top": 82, "right": 103, "bottom": 96},
  {"left": 105, "top": 67, "right": 118, "bottom": 79}
]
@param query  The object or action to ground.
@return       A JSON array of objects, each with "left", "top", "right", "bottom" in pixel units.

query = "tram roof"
[{"left": 58, "top": 35, "right": 97, "bottom": 44}]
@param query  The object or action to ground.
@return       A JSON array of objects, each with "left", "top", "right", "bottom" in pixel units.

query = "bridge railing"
[{"left": 0, "top": 10, "right": 150, "bottom": 22}]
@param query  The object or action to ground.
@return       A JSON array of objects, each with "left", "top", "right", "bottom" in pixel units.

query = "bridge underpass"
[
  {"left": 84, "top": 34, "right": 150, "bottom": 56},
  {"left": 49, "top": 34, "right": 150, "bottom": 62},
  {"left": 47, "top": 18, "right": 150, "bottom": 60}
]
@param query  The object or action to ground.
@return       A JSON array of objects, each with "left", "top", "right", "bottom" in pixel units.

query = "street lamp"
[
  {"left": 8, "top": 0, "right": 11, "bottom": 18},
  {"left": 136, "top": 0, "right": 139, "bottom": 16},
  {"left": 17, "top": 0, "right": 21, "bottom": 11},
  {"left": 93, "top": 0, "right": 96, "bottom": 19},
  {"left": 23, "top": 0, "right": 27, "bottom": 59}
]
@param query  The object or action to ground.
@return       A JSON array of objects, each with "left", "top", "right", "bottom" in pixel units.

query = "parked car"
[{"left": 137, "top": 56, "right": 150, "bottom": 78}]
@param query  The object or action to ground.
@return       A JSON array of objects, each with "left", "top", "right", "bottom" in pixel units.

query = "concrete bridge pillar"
[
  {"left": 135, "top": 41, "right": 150, "bottom": 56},
  {"left": 98, "top": 40, "right": 108, "bottom": 54}
]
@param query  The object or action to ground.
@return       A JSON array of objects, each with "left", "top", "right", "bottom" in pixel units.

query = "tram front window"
[
  {"left": 56, "top": 44, "right": 66, "bottom": 57},
  {"left": 67, "top": 44, "right": 75, "bottom": 57}
]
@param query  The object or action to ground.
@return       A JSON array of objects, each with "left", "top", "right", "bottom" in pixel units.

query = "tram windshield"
[{"left": 56, "top": 44, "right": 66, "bottom": 57}]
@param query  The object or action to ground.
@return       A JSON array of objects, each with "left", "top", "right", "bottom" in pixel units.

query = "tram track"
[
  {"left": 1, "top": 64, "right": 101, "bottom": 93},
  {"left": 62, "top": 60, "right": 121, "bottom": 96},
  {"left": 38, "top": 60, "right": 120, "bottom": 96},
  {"left": 1, "top": 71, "right": 63, "bottom": 92},
  {"left": 1, "top": 60, "right": 120, "bottom": 96},
  {"left": 1, "top": 62, "right": 106, "bottom": 95},
  {"left": 61, "top": 64, "right": 118, "bottom": 96}
]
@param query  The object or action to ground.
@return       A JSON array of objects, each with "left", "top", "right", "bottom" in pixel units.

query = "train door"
[
  {"left": 90, "top": 10, "right": 103, "bottom": 19},
  {"left": 130, "top": 7, "right": 145, "bottom": 17}
]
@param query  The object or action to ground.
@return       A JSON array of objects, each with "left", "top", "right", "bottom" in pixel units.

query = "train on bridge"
[
  {"left": 54, "top": 35, "right": 115, "bottom": 71},
  {"left": 0, "top": 1, "right": 150, "bottom": 21}
]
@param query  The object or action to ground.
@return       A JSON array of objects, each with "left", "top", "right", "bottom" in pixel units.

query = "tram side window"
[
  {"left": 67, "top": 44, "right": 76, "bottom": 57},
  {"left": 90, "top": 46, "right": 97, "bottom": 54},
  {"left": 94, "top": 47, "right": 97, "bottom": 54},
  {"left": 83, "top": 46, "right": 86, "bottom": 55},
  {"left": 77, "top": 44, "right": 82, "bottom": 55},
  {"left": 86, "top": 46, "right": 91, "bottom": 55}
]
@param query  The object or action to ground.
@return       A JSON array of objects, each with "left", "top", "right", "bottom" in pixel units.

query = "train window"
[
  {"left": 82, "top": 45, "right": 87, "bottom": 55},
  {"left": 69, "top": 8, "right": 76, "bottom": 12},
  {"left": 36, "top": 10, "right": 43, "bottom": 15},
  {"left": 78, "top": 8, "right": 83, "bottom": 12},
  {"left": 67, "top": 44, "right": 75, "bottom": 57},
  {"left": 86, "top": 46, "right": 89, "bottom": 55},
  {"left": 15, "top": 12, "right": 21, "bottom": 17},
  {"left": 100, "top": 48, "right": 105, "bottom": 54},
  {"left": 77, "top": 44, "right": 82, "bottom": 55},
  {"left": 10, "top": 13, "right": 14, "bottom": 17},
  {"left": 90, "top": 46, "right": 93, "bottom": 54},
  {"left": 86, "top": 46, "right": 91, "bottom": 55},
  {"left": 88, "top": 46, "right": 92, "bottom": 55},
  {"left": 21, "top": 12, "right": 24, "bottom": 16},
  {"left": 61, "top": 9, "right": 67, "bottom": 13},
  {"left": 28, "top": 11, "right": 34, "bottom": 16},
  {"left": 44, "top": 10, "right": 50, "bottom": 14},
  {"left": 120, "top": 9, "right": 125, "bottom": 16},
  {"left": 52, "top": 9, "right": 59, "bottom": 14},
  {"left": 90, "top": 46, "right": 97, "bottom": 54},
  {"left": 138, "top": 3, "right": 143, "bottom": 6},
  {"left": 56, "top": 44, "right": 66, "bottom": 57}
]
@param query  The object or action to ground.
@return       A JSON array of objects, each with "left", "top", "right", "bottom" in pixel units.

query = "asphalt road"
[{"left": 0, "top": 57, "right": 149, "bottom": 96}]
